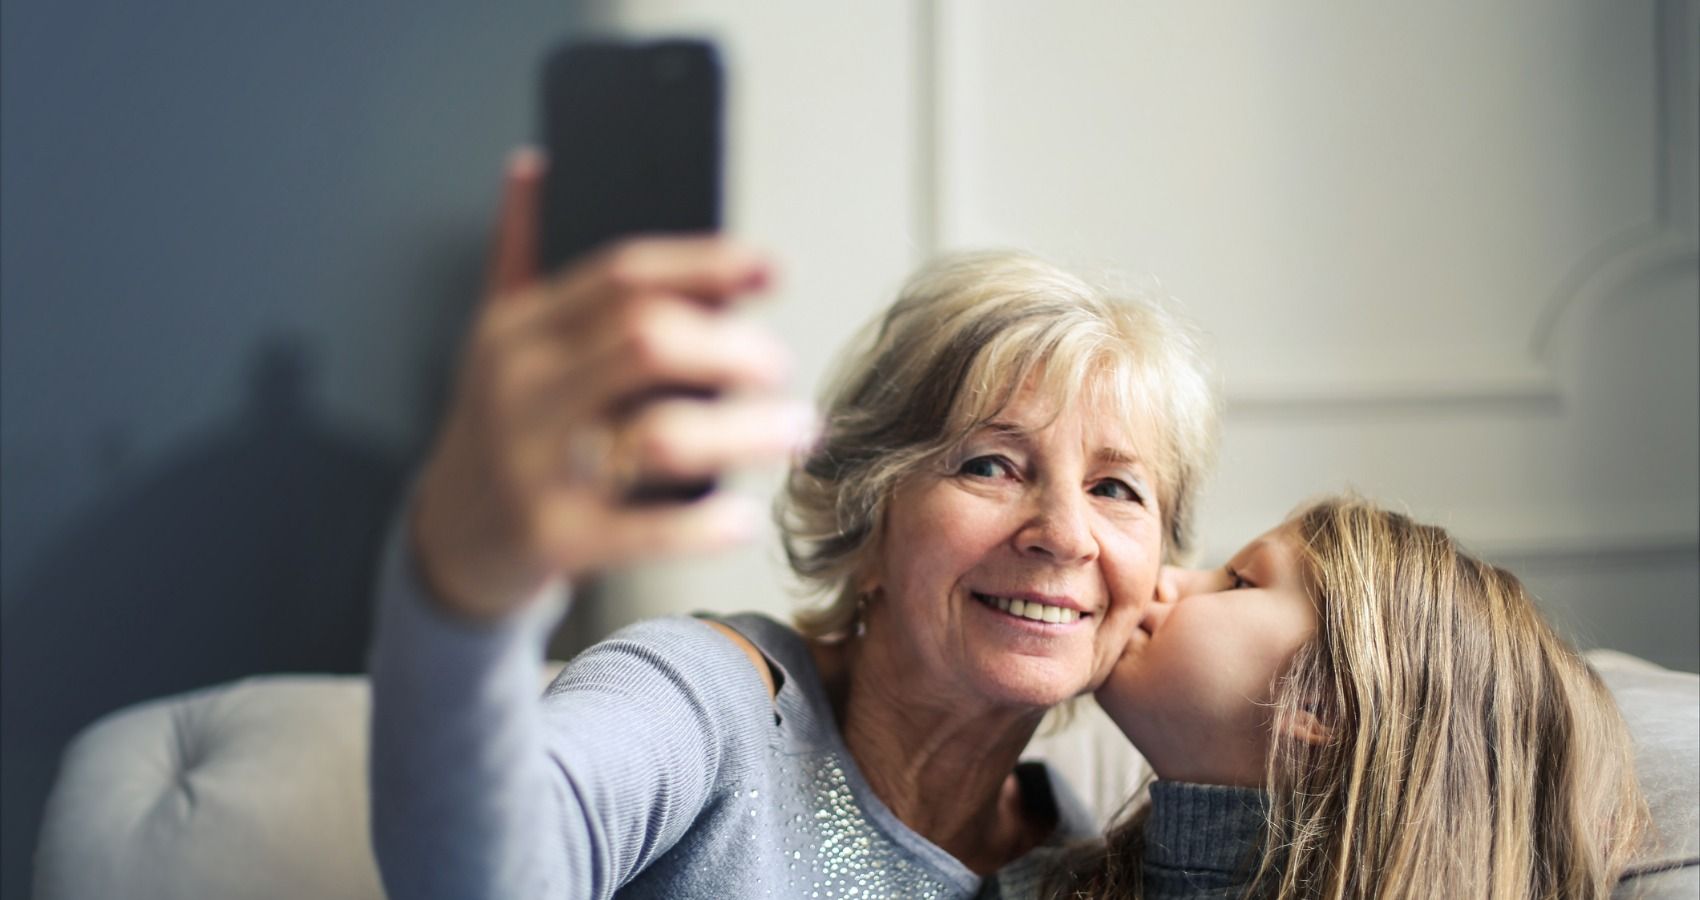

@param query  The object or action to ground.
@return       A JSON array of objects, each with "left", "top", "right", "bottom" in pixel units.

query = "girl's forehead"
[{"left": 1233, "top": 524, "right": 1304, "bottom": 574}]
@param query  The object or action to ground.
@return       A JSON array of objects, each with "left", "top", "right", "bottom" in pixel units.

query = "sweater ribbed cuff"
[{"left": 1142, "top": 781, "right": 1267, "bottom": 875}]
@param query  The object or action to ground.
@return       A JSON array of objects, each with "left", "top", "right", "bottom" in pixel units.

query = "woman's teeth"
[{"left": 976, "top": 594, "right": 1080, "bottom": 624}]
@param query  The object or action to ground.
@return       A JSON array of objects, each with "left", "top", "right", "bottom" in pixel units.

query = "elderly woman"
[{"left": 368, "top": 154, "right": 1217, "bottom": 898}]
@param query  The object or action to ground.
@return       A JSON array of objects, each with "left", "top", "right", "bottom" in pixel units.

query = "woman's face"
[
  {"left": 866, "top": 380, "right": 1164, "bottom": 711},
  {"left": 1096, "top": 525, "right": 1319, "bottom": 787}
]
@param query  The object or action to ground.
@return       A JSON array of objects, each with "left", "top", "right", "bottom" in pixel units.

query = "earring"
[{"left": 854, "top": 593, "right": 869, "bottom": 639}]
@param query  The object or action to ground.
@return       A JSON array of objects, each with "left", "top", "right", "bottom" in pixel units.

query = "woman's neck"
[{"left": 810, "top": 637, "right": 1053, "bottom": 875}]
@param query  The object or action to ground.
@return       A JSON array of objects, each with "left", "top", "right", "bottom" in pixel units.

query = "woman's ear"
[{"left": 851, "top": 549, "right": 884, "bottom": 596}]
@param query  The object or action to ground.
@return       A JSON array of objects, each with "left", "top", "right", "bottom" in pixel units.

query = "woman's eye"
[
  {"left": 957, "top": 455, "right": 1012, "bottom": 479},
  {"left": 1090, "top": 479, "right": 1145, "bottom": 504}
]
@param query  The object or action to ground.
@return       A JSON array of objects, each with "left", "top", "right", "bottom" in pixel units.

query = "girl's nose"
[
  {"left": 1142, "top": 565, "right": 1231, "bottom": 633},
  {"left": 1160, "top": 565, "right": 1220, "bottom": 601},
  {"left": 1155, "top": 565, "right": 1184, "bottom": 606},
  {"left": 1141, "top": 565, "right": 1191, "bottom": 634}
]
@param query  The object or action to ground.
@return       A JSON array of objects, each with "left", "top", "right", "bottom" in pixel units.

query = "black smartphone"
[
  {"left": 539, "top": 38, "right": 725, "bottom": 504},
  {"left": 539, "top": 38, "right": 723, "bottom": 272}
]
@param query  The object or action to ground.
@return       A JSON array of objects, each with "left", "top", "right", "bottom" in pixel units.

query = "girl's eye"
[
  {"left": 957, "top": 455, "right": 1013, "bottom": 479},
  {"left": 1090, "top": 479, "right": 1145, "bottom": 504},
  {"left": 1226, "top": 566, "right": 1249, "bottom": 590}
]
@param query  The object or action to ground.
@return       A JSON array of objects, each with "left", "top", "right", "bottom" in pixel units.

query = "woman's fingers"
[
  {"left": 616, "top": 397, "right": 819, "bottom": 482},
  {"left": 585, "top": 236, "right": 771, "bottom": 304},
  {"left": 507, "top": 235, "right": 773, "bottom": 334},
  {"left": 510, "top": 393, "right": 816, "bottom": 502},
  {"left": 534, "top": 491, "right": 764, "bottom": 574},
  {"left": 583, "top": 299, "right": 793, "bottom": 403},
  {"left": 485, "top": 299, "right": 793, "bottom": 446},
  {"left": 485, "top": 147, "right": 546, "bottom": 299},
  {"left": 597, "top": 493, "right": 765, "bottom": 565},
  {"left": 483, "top": 239, "right": 782, "bottom": 392}
]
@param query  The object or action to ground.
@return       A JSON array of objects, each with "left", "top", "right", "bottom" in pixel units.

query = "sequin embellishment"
[{"left": 768, "top": 753, "right": 956, "bottom": 899}]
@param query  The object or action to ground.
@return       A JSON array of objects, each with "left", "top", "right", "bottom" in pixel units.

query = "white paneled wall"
[{"left": 583, "top": 2, "right": 1699, "bottom": 671}]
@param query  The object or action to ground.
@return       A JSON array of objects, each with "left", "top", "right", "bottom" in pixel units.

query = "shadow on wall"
[{"left": 0, "top": 336, "right": 407, "bottom": 897}]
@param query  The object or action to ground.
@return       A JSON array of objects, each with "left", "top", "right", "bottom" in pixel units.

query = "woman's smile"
[{"left": 971, "top": 591, "right": 1088, "bottom": 626}]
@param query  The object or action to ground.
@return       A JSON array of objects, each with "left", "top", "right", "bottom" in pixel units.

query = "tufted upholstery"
[
  {"left": 34, "top": 676, "right": 387, "bottom": 900},
  {"left": 33, "top": 652, "right": 1697, "bottom": 900}
]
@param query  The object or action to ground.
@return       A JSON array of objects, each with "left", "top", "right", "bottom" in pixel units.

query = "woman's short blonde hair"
[{"left": 779, "top": 250, "right": 1219, "bottom": 640}]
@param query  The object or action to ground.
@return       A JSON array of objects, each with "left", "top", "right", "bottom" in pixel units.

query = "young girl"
[{"left": 1002, "top": 496, "right": 1649, "bottom": 900}]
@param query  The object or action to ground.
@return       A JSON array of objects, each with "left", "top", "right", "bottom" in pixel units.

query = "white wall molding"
[
  {"left": 1531, "top": 232, "right": 1699, "bottom": 361},
  {"left": 1235, "top": 0, "right": 1694, "bottom": 414},
  {"left": 923, "top": 3, "right": 1689, "bottom": 419},
  {"left": 1531, "top": 0, "right": 1699, "bottom": 362},
  {"left": 1224, "top": 368, "right": 1562, "bottom": 418}
]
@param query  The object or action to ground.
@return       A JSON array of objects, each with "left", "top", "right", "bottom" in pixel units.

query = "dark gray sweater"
[{"left": 984, "top": 781, "right": 1267, "bottom": 900}]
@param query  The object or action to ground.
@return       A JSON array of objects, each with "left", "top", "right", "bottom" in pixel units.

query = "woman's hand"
[{"left": 411, "top": 150, "right": 812, "bottom": 619}]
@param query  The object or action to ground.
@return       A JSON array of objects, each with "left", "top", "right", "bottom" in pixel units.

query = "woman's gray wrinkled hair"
[{"left": 779, "top": 250, "right": 1220, "bottom": 640}]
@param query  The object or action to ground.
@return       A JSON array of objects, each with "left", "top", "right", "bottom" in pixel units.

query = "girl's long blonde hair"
[{"left": 1051, "top": 497, "right": 1648, "bottom": 899}]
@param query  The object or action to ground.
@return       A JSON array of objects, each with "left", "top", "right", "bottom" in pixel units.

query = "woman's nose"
[{"left": 1016, "top": 486, "right": 1097, "bottom": 564}]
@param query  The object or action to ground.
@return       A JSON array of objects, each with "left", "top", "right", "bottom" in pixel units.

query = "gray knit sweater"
[
  {"left": 368, "top": 529, "right": 1095, "bottom": 899},
  {"left": 985, "top": 781, "right": 1267, "bottom": 900}
]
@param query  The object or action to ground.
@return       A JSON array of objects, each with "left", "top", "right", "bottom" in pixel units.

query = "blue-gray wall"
[{"left": 1, "top": 3, "right": 584, "bottom": 895}]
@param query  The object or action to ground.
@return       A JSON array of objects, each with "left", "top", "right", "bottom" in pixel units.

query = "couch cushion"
[
  {"left": 1588, "top": 650, "right": 1700, "bottom": 899},
  {"left": 34, "top": 675, "right": 386, "bottom": 900},
  {"left": 35, "top": 662, "right": 571, "bottom": 900}
]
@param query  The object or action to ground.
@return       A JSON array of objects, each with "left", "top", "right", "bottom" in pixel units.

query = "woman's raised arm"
[{"left": 367, "top": 151, "right": 811, "bottom": 899}]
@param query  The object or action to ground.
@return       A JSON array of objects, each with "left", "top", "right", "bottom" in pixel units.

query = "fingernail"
[
  {"left": 507, "top": 145, "right": 545, "bottom": 176},
  {"left": 744, "top": 333, "right": 793, "bottom": 384},
  {"left": 742, "top": 258, "right": 774, "bottom": 292},
  {"left": 782, "top": 402, "right": 823, "bottom": 450}
]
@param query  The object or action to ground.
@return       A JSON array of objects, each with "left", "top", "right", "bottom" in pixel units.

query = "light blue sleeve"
[{"left": 366, "top": 510, "right": 771, "bottom": 900}]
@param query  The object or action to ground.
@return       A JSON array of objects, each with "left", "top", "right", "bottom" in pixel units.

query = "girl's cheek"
[{"left": 1093, "top": 665, "right": 1138, "bottom": 721}]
